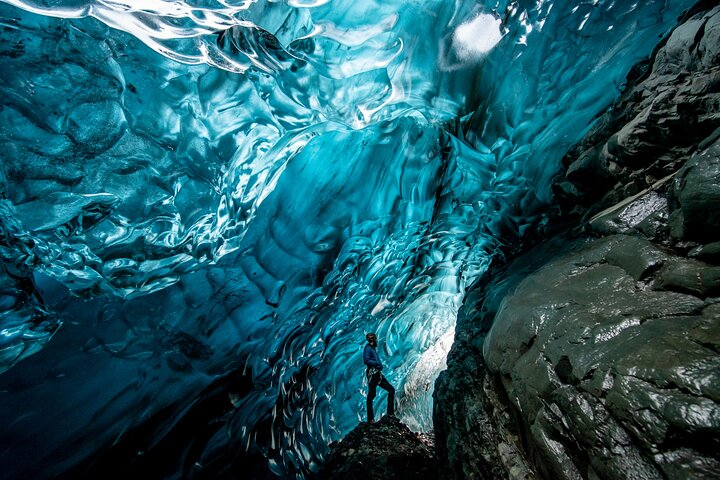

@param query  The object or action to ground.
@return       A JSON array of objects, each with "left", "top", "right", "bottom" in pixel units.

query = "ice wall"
[{"left": 0, "top": 0, "right": 696, "bottom": 477}]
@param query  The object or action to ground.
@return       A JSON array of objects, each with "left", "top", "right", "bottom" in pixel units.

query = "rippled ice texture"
[{"left": 0, "top": 0, "right": 694, "bottom": 477}]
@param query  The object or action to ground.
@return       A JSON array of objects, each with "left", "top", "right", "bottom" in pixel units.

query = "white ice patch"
[{"left": 453, "top": 13, "right": 503, "bottom": 60}]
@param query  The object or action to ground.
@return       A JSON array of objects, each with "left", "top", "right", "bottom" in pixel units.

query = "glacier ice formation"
[{"left": 0, "top": 0, "right": 698, "bottom": 478}]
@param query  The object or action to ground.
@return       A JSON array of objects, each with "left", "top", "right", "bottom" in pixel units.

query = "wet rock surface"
[
  {"left": 435, "top": 3, "right": 720, "bottom": 479},
  {"left": 670, "top": 137, "right": 720, "bottom": 242},
  {"left": 483, "top": 235, "right": 719, "bottom": 479},
  {"left": 318, "top": 416, "right": 436, "bottom": 480},
  {"left": 437, "top": 221, "right": 720, "bottom": 479}
]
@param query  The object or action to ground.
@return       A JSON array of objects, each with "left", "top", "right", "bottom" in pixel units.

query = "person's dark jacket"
[{"left": 363, "top": 344, "right": 383, "bottom": 370}]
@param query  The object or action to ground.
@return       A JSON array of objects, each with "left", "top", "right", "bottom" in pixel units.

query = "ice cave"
[{"left": 1, "top": 0, "right": 718, "bottom": 478}]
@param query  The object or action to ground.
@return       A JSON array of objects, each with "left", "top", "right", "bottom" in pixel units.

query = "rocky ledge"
[{"left": 318, "top": 416, "right": 436, "bottom": 480}]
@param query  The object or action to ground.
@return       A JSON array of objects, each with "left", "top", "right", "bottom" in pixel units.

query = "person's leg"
[
  {"left": 367, "top": 373, "right": 379, "bottom": 422},
  {"left": 378, "top": 375, "right": 395, "bottom": 416}
]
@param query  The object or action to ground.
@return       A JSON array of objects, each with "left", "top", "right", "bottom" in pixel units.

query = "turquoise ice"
[{"left": 0, "top": 0, "right": 697, "bottom": 477}]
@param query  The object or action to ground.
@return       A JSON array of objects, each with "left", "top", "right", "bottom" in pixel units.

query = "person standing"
[{"left": 363, "top": 332, "right": 395, "bottom": 422}]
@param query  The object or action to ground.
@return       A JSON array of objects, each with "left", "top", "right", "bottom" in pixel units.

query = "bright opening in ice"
[{"left": 453, "top": 13, "right": 503, "bottom": 59}]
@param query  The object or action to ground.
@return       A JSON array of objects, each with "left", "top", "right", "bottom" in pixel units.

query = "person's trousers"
[{"left": 367, "top": 370, "right": 395, "bottom": 422}]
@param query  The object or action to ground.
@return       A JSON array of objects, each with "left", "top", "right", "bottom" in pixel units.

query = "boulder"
[
  {"left": 670, "top": 137, "right": 720, "bottom": 242},
  {"left": 690, "top": 241, "right": 720, "bottom": 264},
  {"left": 655, "top": 258, "right": 720, "bottom": 297}
]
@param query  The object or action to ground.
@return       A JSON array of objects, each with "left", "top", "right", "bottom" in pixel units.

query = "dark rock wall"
[
  {"left": 482, "top": 233, "right": 719, "bottom": 479},
  {"left": 435, "top": 3, "right": 720, "bottom": 479}
]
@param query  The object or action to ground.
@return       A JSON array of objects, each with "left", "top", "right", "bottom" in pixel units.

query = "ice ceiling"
[{"left": 0, "top": 0, "right": 695, "bottom": 478}]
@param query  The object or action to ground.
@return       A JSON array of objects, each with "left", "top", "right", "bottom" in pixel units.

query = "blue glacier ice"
[{"left": 0, "top": 0, "right": 697, "bottom": 478}]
